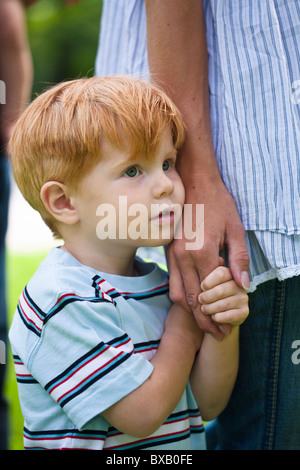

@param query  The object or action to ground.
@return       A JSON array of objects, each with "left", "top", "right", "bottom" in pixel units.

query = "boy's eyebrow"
[
  {"left": 107, "top": 146, "right": 178, "bottom": 173},
  {"left": 165, "top": 149, "right": 178, "bottom": 158},
  {"left": 159, "top": 148, "right": 178, "bottom": 163},
  {"left": 109, "top": 157, "right": 136, "bottom": 172}
]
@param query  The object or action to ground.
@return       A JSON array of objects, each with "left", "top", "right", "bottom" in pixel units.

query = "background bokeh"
[
  {"left": 5, "top": 0, "right": 103, "bottom": 449},
  {"left": 27, "top": 0, "right": 102, "bottom": 98}
]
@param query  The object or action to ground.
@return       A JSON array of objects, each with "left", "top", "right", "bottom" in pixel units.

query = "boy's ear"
[{"left": 40, "top": 181, "right": 79, "bottom": 225}]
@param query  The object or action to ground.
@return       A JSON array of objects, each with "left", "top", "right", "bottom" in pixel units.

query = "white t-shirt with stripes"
[{"left": 9, "top": 247, "right": 206, "bottom": 450}]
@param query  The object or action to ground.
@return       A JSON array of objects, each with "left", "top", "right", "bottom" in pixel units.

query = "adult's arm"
[
  {"left": 144, "top": 0, "right": 250, "bottom": 339},
  {"left": 0, "top": 0, "right": 33, "bottom": 150}
]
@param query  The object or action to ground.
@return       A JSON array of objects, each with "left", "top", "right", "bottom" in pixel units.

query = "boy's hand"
[{"left": 198, "top": 267, "right": 249, "bottom": 327}]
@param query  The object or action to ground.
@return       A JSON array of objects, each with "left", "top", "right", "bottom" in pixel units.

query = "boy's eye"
[
  {"left": 162, "top": 160, "right": 170, "bottom": 171},
  {"left": 124, "top": 166, "right": 139, "bottom": 177}
]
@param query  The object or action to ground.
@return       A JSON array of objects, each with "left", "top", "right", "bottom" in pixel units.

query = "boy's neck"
[{"left": 61, "top": 242, "right": 139, "bottom": 277}]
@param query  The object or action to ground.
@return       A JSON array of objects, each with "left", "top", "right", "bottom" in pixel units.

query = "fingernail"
[
  {"left": 200, "top": 281, "right": 206, "bottom": 292},
  {"left": 241, "top": 271, "right": 250, "bottom": 290}
]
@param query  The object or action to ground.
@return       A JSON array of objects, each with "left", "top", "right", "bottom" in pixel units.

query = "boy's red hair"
[{"left": 9, "top": 76, "right": 185, "bottom": 237}]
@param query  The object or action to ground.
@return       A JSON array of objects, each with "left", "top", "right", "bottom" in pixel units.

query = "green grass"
[{"left": 5, "top": 250, "right": 48, "bottom": 450}]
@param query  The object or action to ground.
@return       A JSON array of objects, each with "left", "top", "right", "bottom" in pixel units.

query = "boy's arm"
[
  {"left": 102, "top": 267, "right": 247, "bottom": 436},
  {"left": 191, "top": 326, "right": 240, "bottom": 422},
  {"left": 102, "top": 304, "right": 203, "bottom": 438},
  {"left": 190, "top": 267, "right": 249, "bottom": 421}
]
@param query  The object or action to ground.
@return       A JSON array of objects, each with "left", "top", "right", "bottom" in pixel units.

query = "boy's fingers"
[
  {"left": 200, "top": 292, "right": 248, "bottom": 315},
  {"left": 212, "top": 306, "right": 249, "bottom": 326},
  {"left": 200, "top": 266, "right": 233, "bottom": 292},
  {"left": 198, "top": 280, "right": 239, "bottom": 305}
]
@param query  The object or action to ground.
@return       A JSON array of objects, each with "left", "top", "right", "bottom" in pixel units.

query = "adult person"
[
  {"left": 95, "top": 0, "right": 300, "bottom": 450},
  {"left": 0, "top": 0, "right": 34, "bottom": 450}
]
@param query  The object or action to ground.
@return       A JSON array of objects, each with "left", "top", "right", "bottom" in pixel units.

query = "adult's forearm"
[
  {"left": 144, "top": 0, "right": 219, "bottom": 176},
  {"left": 145, "top": 0, "right": 250, "bottom": 305}
]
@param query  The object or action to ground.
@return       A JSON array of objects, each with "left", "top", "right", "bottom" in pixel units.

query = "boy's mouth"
[
  {"left": 159, "top": 210, "right": 174, "bottom": 223},
  {"left": 152, "top": 206, "right": 175, "bottom": 225}
]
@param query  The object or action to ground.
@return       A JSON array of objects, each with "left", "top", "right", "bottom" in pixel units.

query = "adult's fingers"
[
  {"left": 167, "top": 241, "right": 227, "bottom": 340},
  {"left": 226, "top": 223, "right": 250, "bottom": 290}
]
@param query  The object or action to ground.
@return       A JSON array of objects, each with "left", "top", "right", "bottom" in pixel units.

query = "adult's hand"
[{"left": 167, "top": 167, "right": 249, "bottom": 340}]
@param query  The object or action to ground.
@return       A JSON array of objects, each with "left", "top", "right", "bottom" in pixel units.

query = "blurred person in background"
[{"left": 0, "top": 0, "right": 34, "bottom": 450}]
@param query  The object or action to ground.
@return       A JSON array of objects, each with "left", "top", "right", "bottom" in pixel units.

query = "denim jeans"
[
  {"left": 206, "top": 275, "right": 300, "bottom": 449},
  {"left": 0, "top": 155, "right": 10, "bottom": 450}
]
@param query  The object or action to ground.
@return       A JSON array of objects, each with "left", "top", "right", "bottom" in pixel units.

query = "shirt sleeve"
[{"left": 27, "top": 296, "right": 154, "bottom": 430}]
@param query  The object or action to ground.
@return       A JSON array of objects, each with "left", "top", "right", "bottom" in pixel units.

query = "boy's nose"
[{"left": 152, "top": 171, "right": 174, "bottom": 199}]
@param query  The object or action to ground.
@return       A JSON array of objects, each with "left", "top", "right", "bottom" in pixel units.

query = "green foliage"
[
  {"left": 26, "top": 0, "right": 103, "bottom": 98},
  {"left": 6, "top": 251, "right": 49, "bottom": 449}
]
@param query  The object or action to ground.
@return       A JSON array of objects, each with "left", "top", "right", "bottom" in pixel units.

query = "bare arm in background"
[{"left": 0, "top": 0, "right": 33, "bottom": 151}]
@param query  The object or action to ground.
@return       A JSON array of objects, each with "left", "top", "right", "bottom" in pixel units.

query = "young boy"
[{"left": 8, "top": 76, "right": 248, "bottom": 450}]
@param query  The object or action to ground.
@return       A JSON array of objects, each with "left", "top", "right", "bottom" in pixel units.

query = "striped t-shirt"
[
  {"left": 95, "top": 0, "right": 300, "bottom": 292},
  {"left": 9, "top": 247, "right": 205, "bottom": 450}
]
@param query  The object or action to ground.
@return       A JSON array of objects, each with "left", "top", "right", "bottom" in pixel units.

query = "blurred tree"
[{"left": 26, "top": 0, "right": 103, "bottom": 98}]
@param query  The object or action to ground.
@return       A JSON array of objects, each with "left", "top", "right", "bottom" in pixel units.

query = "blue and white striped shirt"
[
  {"left": 9, "top": 248, "right": 205, "bottom": 450},
  {"left": 95, "top": 0, "right": 300, "bottom": 292}
]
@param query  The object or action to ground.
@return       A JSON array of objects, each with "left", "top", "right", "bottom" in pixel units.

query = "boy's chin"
[{"left": 140, "top": 236, "right": 175, "bottom": 248}]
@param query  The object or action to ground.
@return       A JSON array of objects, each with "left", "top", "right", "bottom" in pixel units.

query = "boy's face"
[{"left": 73, "top": 129, "right": 185, "bottom": 253}]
